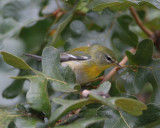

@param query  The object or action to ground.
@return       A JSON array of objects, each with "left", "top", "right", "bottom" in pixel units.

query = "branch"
[
  {"left": 129, "top": 6, "right": 153, "bottom": 37},
  {"left": 101, "top": 48, "right": 136, "bottom": 83},
  {"left": 101, "top": 7, "right": 155, "bottom": 84}
]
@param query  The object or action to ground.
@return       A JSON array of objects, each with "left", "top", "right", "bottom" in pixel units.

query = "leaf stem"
[
  {"left": 118, "top": 110, "right": 131, "bottom": 128},
  {"left": 129, "top": 6, "right": 153, "bottom": 37}
]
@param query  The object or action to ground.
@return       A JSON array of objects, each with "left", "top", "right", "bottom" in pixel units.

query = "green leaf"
[
  {"left": 102, "top": 106, "right": 138, "bottom": 128},
  {"left": 88, "top": 0, "right": 160, "bottom": 11},
  {"left": 0, "top": 52, "right": 32, "bottom": 70},
  {"left": 118, "top": 39, "right": 160, "bottom": 103},
  {"left": 115, "top": 98, "right": 147, "bottom": 116},
  {"left": 89, "top": 94, "right": 147, "bottom": 116},
  {"left": 48, "top": 82, "right": 146, "bottom": 126},
  {"left": 0, "top": 107, "right": 42, "bottom": 128},
  {"left": 0, "top": 18, "right": 21, "bottom": 41},
  {"left": 49, "top": 82, "right": 111, "bottom": 126},
  {"left": 2, "top": 79, "right": 24, "bottom": 99},
  {"left": 14, "top": 117, "right": 42, "bottom": 128},
  {"left": 136, "top": 104, "right": 160, "bottom": 127},
  {"left": 50, "top": 11, "right": 73, "bottom": 46},
  {"left": 20, "top": 19, "right": 53, "bottom": 51},
  {"left": 144, "top": 119, "right": 160, "bottom": 128},
  {"left": 11, "top": 73, "right": 52, "bottom": 117},
  {"left": 42, "top": 46, "right": 80, "bottom": 92},
  {"left": 88, "top": 82, "right": 147, "bottom": 116},
  {"left": 77, "top": 0, "right": 89, "bottom": 13},
  {"left": 49, "top": 98, "right": 90, "bottom": 126},
  {"left": 0, "top": 0, "right": 43, "bottom": 44},
  {"left": 2, "top": 70, "right": 25, "bottom": 99},
  {"left": 55, "top": 117, "right": 106, "bottom": 128},
  {"left": 2, "top": 0, "right": 42, "bottom": 23},
  {"left": 102, "top": 103, "right": 160, "bottom": 127},
  {"left": 111, "top": 15, "right": 138, "bottom": 48},
  {"left": 91, "top": 81, "right": 111, "bottom": 95},
  {"left": 86, "top": 8, "right": 115, "bottom": 27},
  {"left": 126, "top": 39, "right": 153, "bottom": 65},
  {"left": 0, "top": 109, "right": 18, "bottom": 128},
  {"left": 26, "top": 76, "right": 51, "bottom": 117},
  {"left": 118, "top": 60, "right": 160, "bottom": 104},
  {"left": 80, "top": 105, "right": 140, "bottom": 128},
  {"left": 116, "top": 69, "right": 138, "bottom": 94}
]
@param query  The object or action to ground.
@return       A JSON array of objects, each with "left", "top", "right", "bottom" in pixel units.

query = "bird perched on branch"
[{"left": 24, "top": 45, "right": 120, "bottom": 84}]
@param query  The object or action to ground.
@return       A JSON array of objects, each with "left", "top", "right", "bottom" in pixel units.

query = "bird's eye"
[
  {"left": 106, "top": 56, "right": 111, "bottom": 61},
  {"left": 104, "top": 54, "right": 112, "bottom": 61}
]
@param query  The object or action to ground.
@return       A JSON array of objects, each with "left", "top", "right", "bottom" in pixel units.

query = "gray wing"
[
  {"left": 60, "top": 53, "right": 88, "bottom": 62},
  {"left": 24, "top": 53, "right": 88, "bottom": 62}
]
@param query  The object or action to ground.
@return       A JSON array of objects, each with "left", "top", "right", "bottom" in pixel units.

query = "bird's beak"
[{"left": 114, "top": 62, "right": 122, "bottom": 68}]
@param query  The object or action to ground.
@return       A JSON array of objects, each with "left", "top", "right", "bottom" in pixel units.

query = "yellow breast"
[{"left": 61, "top": 61, "right": 113, "bottom": 84}]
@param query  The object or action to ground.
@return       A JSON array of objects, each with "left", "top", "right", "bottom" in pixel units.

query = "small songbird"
[{"left": 24, "top": 44, "right": 120, "bottom": 84}]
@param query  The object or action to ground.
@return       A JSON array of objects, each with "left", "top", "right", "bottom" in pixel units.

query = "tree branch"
[
  {"left": 101, "top": 7, "right": 154, "bottom": 84},
  {"left": 129, "top": 6, "right": 153, "bottom": 37}
]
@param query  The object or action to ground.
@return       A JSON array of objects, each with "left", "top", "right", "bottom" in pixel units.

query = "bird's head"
[{"left": 89, "top": 45, "right": 121, "bottom": 68}]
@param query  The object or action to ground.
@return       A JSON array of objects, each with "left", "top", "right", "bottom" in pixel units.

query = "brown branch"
[
  {"left": 101, "top": 48, "right": 136, "bottom": 83},
  {"left": 129, "top": 6, "right": 153, "bottom": 37},
  {"left": 101, "top": 7, "right": 155, "bottom": 85}
]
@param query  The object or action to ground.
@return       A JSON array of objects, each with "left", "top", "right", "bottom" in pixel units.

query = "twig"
[
  {"left": 118, "top": 110, "right": 131, "bottom": 128},
  {"left": 129, "top": 6, "right": 153, "bottom": 37},
  {"left": 101, "top": 48, "right": 136, "bottom": 83},
  {"left": 101, "top": 7, "right": 154, "bottom": 84}
]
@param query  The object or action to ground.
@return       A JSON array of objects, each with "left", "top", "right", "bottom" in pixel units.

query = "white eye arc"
[
  {"left": 104, "top": 54, "right": 113, "bottom": 62},
  {"left": 106, "top": 56, "right": 112, "bottom": 61}
]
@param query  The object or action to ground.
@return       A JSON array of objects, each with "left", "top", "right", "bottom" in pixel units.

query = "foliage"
[{"left": 0, "top": 0, "right": 160, "bottom": 127}]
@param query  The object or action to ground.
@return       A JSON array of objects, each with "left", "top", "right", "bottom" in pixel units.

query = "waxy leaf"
[
  {"left": 26, "top": 76, "right": 51, "bottom": 117},
  {"left": 91, "top": 81, "right": 111, "bottom": 95},
  {"left": 0, "top": 107, "right": 42, "bottom": 128},
  {"left": 14, "top": 117, "right": 42, "bottom": 128},
  {"left": 89, "top": 85, "right": 147, "bottom": 116},
  {"left": 120, "top": 39, "right": 160, "bottom": 104},
  {"left": 111, "top": 15, "right": 138, "bottom": 48},
  {"left": 49, "top": 82, "right": 147, "bottom": 126},
  {"left": 126, "top": 39, "right": 153, "bottom": 65},
  {"left": 0, "top": 109, "right": 17, "bottom": 128},
  {"left": 0, "top": 52, "right": 32, "bottom": 70},
  {"left": 102, "top": 106, "right": 138, "bottom": 128},
  {"left": 2, "top": 79, "right": 24, "bottom": 98},
  {"left": 88, "top": 0, "right": 160, "bottom": 11},
  {"left": 0, "top": 0, "right": 43, "bottom": 45},
  {"left": 55, "top": 117, "right": 106, "bottom": 128},
  {"left": 49, "top": 98, "right": 90, "bottom": 126},
  {"left": 49, "top": 11, "right": 73, "bottom": 45},
  {"left": 89, "top": 95, "right": 147, "bottom": 116},
  {"left": 2, "top": 70, "right": 25, "bottom": 98},
  {"left": 42, "top": 46, "right": 80, "bottom": 92}
]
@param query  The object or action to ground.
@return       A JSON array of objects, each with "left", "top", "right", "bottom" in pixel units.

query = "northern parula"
[{"left": 24, "top": 45, "right": 120, "bottom": 84}]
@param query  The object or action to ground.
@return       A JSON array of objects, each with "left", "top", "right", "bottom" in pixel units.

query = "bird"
[{"left": 24, "top": 44, "right": 121, "bottom": 84}]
